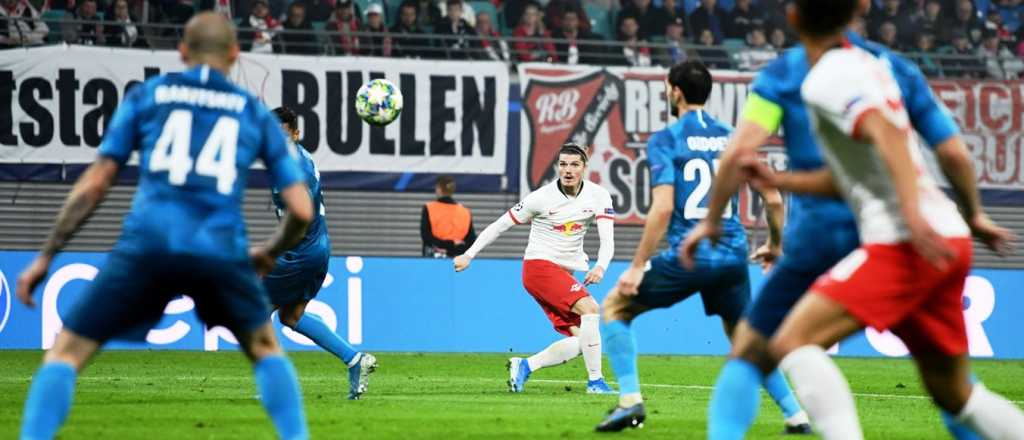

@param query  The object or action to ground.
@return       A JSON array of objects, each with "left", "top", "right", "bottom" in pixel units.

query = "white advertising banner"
[{"left": 0, "top": 45, "right": 509, "bottom": 174}]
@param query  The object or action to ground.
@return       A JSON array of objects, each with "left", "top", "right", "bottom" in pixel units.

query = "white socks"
[
  {"left": 526, "top": 336, "right": 581, "bottom": 371},
  {"left": 780, "top": 345, "right": 864, "bottom": 440},
  {"left": 579, "top": 314, "right": 604, "bottom": 380},
  {"left": 956, "top": 383, "right": 1024, "bottom": 440}
]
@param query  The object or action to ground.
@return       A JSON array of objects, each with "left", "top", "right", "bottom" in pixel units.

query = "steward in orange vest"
[{"left": 421, "top": 176, "right": 477, "bottom": 257}]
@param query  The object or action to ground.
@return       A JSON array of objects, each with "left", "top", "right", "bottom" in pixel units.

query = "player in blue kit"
[
  {"left": 595, "top": 61, "right": 810, "bottom": 433},
  {"left": 16, "top": 13, "right": 313, "bottom": 440},
  {"left": 265, "top": 107, "right": 377, "bottom": 400},
  {"left": 679, "top": 2, "right": 1010, "bottom": 439}
]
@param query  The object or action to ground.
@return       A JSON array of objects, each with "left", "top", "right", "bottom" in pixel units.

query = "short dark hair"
[
  {"left": 273, "top": 107, "right": 298, "bottom": 132},
  {"left": 436, "top": 175, "right": 456, "bottom": 195},
  {"left": 667, "top": 60, "right": 712, "bottom": 105},
  {"left": 559, "top": 143, "right": 588, "bottom": 163},
  {"left": 793, "top": 0, "right": 859, "bottom": 37},
  {"left": 446, "top": 0, "right": 462, "bottom": 7}
]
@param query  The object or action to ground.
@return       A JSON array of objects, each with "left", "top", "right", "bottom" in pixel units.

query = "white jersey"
[
  {"left": 801, "top": 45, "right": 969, "bottom": 244},
  {"left": 507, "top": 180, "right": 615, "bottom": 272}
]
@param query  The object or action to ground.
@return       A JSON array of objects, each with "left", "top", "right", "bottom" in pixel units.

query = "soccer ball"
[{"left": 355, "top": 79, "right": 403, "bottom": 127}]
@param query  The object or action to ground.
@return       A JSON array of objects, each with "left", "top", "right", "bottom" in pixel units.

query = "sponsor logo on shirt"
[{"left": 552, "top": 221, "right": 584, "bottom": 236}]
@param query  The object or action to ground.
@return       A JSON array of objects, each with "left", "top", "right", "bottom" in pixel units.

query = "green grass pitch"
[{"left": 1, "top": 351, "right": 1022, "bottom": 439}]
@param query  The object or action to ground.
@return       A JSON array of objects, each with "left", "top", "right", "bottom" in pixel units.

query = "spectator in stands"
[
  {"left": 995, "top": 0, "right": 1023, "bottom": 32},
  {"left": 984, "top": 7, "right": 1015, "bottom": 46},
  {"left": 870, "top": 0, "right": 915, "bottom": 46},
  {"left": 199, "top": 0, "right": 235, "bottom": 20},
  {"left": 695, "top": 28, "right": 730, "bottom": 68},
  {"left": 654, "top": 17, "right": 695, "bottom": 67},
  {"left": 104, "top": 0, "right": 145, "bottom": 47},
  {"left": 915, "top": 0, "right": 947, "bottom": 44},
  {"left": 544, "top": 0, "right": 589, "bottom": 35},
  {"left": 412, "top": 0, "right": 442, "bottom": 29},
  {"left": 476, "top": 11, "right": 510, "bottom": 61},
  {"left": 0, "top": 0, "right": 49, "bottom": 48},
  {"left": 392, "top": 1, "right": 429, "bottom": 58},
  {"left": 725, "top": 0, "right": 762, "bottom": 40},
  {"left": 948, "top": 0, "right": 985, "bottom": 45},
  {"left": 421, "top": 175, "right": 477, "bottom": 258},
  {"left": 877, "top": 20, "right": 903, "bottom": 50},
  {"left": 65, "top": 0, "right": 104, "bottom": 45},
  {"left": 734, "top": 26, "right": 775, "bottom": 70},
  {"left": 438, "top": 0, "right": 475, "bottom": 26},
  {"left": 327, "top": 0, "right": 362, "bottom": 55},
  {"left": 768, "top": 26, "right": 789, "bottom": 48},
  {"left": 978, "top": 29, "right": 1024, "bottom": 78},
  {"left": 760, "top": 0, "right": 789, "bottom": 37},
  {"left": 940, "top": 30, "right": 984, "bottom": 77},
  {"left": 618, "top": 0, "right": 667, "bottom": 39},
  {"left": 513, "top": 3, "right": 558, "bottom": 62},
  {"left": 279, "top": 2, "right": 319, "bottom": 54},
  {"left": 238, "top": 0, "right": 281, "bottom": 53},
  {"left": 363, "top": 3, "right": 392, "bottom": 56},
  {"left": 294, "top": 0, "right": 333, "bottom": 22},
  {"left": 436, "top": 0, "right": 476, "bottom": 59},
  {"left": 688, "top": 0, "right": 728, "bottom": 43},
  {"left": 912, "top": 32, "right": 941, "bottom": 76},
  {"left": 612, "top": 14, "right": 651, "bottom": 66},
  {"left": 552, "top": 9, "right": 604, "bottom": 65}
]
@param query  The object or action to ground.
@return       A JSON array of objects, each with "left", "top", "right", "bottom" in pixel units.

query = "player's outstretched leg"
[
  {"left": 279, "top": 302, "right": 377, "bottom": 400},
  {"left": 239, "top": 322, "right": 308, "bottom": 440},
  {"left": 940, "top": 372, "right": 982, "bottom": 440},
  {"left": 20, "top": 330, "right": 99, "bottom": 440},
  {"left": 915, "top": 352, "right": 1024, "bottom": 438},
  {"left": 595, "top": 290, "right": 646, "bottom": 432},
  {"left": 510, "top": 337, "right": 581, "bottom": 393},
  {"left": 573, "top": 296, "right": 613, "bottom": 394}
]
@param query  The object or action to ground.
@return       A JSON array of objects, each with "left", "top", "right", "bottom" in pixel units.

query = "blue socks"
[
  {"left": 708, "top": 359, "right": 763, "bottom": 440},
  {"left": 21, "top": 361, "right": 77, "bottom": 440},
  {"left": 602, "top": 320, "right": 640, "bottom": 397},
  {"left": 293, "top": 313, "right": 359, "bottom": 365},
  {"left": 764, "top": 368, "right": 802, "bottom": 419},
  {"left": 254, "top": 355, "right": 308, "bottom": 440}
]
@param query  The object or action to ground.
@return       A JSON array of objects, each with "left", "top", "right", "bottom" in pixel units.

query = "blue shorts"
[
  {"left": 745, "top": 218, "right": 861, "bottom": 337},
  {"left": 262, "top": 245, "right": 329, "bottom": 306},
  {"left": 63, "top": 251, "right": 270, "bottom": 343},
  {"left": 632, "top": 253, "right": 751, "bottom": 323}
]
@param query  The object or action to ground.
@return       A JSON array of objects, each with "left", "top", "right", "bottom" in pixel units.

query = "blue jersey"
[
  {"left": 647, "top": 109, "right": 747, "bottom": 265},
  {"left": 98, "top": 65, "right": 304, "bottom": 261},
  {"left": 272, "top": 143, "right": 330, "bottom": 254},
  {"left": 750, "top": 33, "right": 959, "bottom": 246}
]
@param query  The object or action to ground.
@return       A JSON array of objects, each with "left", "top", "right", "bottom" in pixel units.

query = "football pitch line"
[{"left": 4, "top": 374, "right": 1020, "bottom": 405}]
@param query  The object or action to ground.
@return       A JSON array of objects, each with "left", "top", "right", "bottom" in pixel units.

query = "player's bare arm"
[
  {"left": 17, "top": 158, "right": 120, "bottom": 307},
  {"left": 616, "top": 185, "right": 673, "bottom": 296},
  {"left": 251, "top": 183, "right": 313, "bottom": 276},
  {"left": 742, "top": 156, "right": 839, "bottom": 197},
  {"left": 679, "top": 119, "right": 770, "bottom": 269},
  {"left": 934, "top": 136, "right": 1016, "bottom": 255},
  {"left": 749, "top": 185, "right": 784, "bottom": 272},
  {"left": 859, "top": 110, "right": 955, "bottom": 269}
]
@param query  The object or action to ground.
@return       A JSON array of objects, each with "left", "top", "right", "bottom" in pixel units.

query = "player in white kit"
[
  {"left": 741, "top": 1, "right": 1024, "bottom": 438},
  {"left": 454, "top": 143, "right": 616, "bottom": 394}
]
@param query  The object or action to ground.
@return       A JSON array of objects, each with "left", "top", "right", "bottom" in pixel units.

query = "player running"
[
  {"left": 264, "top": 107, "right": 377, "bottom": 400},
  {"left": 746, "top": 1, "right": 1024, "bottom": 438},
  {"left": 594, "top": 61, "right": 810, "bottom": 434},
  {"left": 454, "top": 144, "right": 615, "bottom": 394},
  {"left": 679, "top": 1, "right": 1011, "bottom": 438},
  {"left": 17, "top": 13, "right": 312, "bottom": 440}
]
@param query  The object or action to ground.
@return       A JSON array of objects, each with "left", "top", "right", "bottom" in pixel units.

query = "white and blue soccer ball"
[{"left": 355, "top": 79, "right": 403, "bottom": 127}]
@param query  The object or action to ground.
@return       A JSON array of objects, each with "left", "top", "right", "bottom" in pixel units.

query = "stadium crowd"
[{"left": 3, "top": 0, "right": 1024, "bottom": 77}]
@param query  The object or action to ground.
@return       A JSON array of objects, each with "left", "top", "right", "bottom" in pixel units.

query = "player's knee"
[
  {"left": 243, "top": 324, "right": 283, "bottom": 360},
  {"left": 277, "top": 310, "right": 300, "bottom": 328},
  {"left": 767, "top": 336, "right": 802, "bottom": 366},
  {"left": 601, "top": 293, "right": 633, "bottom": 323},
  {"left": 574, "top": 296, "right": 600, "bottom": 315},
  {"left": 729, "top": 328, "right": 777, "bottom": 373}
]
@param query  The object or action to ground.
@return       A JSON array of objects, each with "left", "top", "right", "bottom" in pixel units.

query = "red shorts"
[
  {"left": 812, "top": 237, "right": 973, "bottom": 356},
  {"left": 522, "top": 259, "right": 590, "bottom": 336}
]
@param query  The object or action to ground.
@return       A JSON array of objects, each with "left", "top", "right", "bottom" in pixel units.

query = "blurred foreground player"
[
  {"left": 265, "top": 107, "right": 377, "bottom": 400},
  {"left": 594, "top": 61, "right": 809, "bottom": 433},
  {"left": 751, "top": 1, "right": 1024, "bottom": 438},
  {"left": 680, "top": 0, "right": 1010, "bottom": 437},
  {"left": 454, "top": 144, "right": 615, "bottom": 394},
  {"left": 17, "top": 13, "right": 312, "bottom": 440}
]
